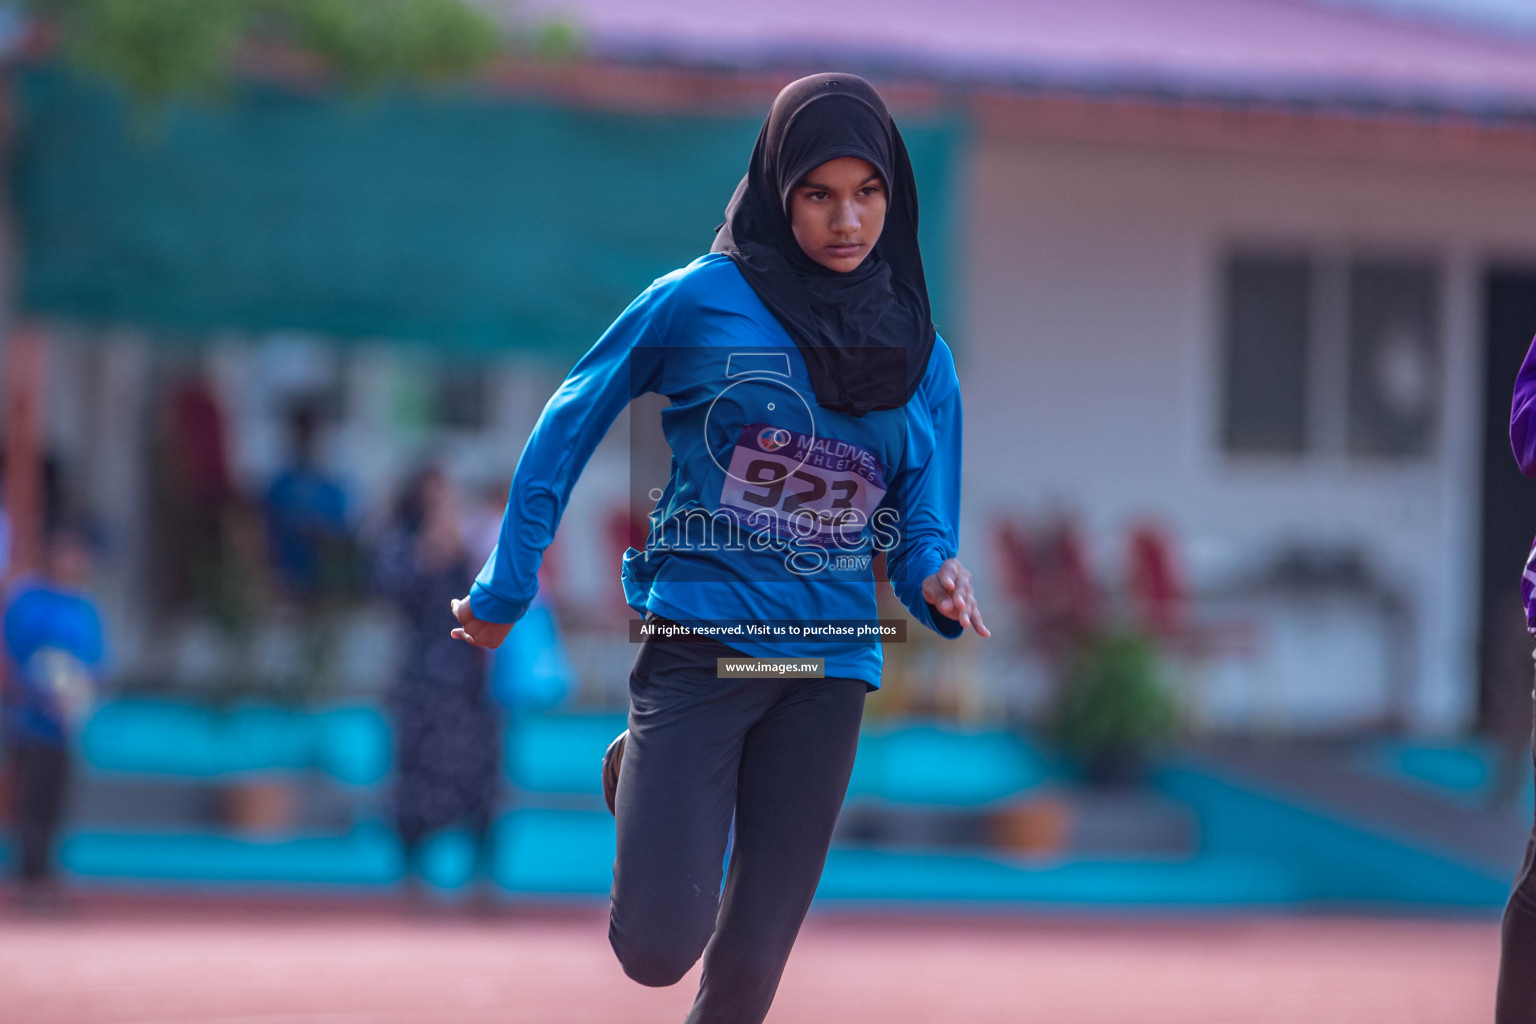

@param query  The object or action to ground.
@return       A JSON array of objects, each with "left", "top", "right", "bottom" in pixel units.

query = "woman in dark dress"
[{"left": 374, "top": 467, "right": 501, "bottom": 898}]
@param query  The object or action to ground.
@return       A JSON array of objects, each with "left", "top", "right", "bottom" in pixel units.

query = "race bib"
[{"left": 718, "top": 423, "right": 888, "bottom": 548}]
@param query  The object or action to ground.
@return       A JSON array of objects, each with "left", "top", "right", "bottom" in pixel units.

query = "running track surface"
[{"left": 0, "top": 895, "right": 1505, "bottom": 1023}]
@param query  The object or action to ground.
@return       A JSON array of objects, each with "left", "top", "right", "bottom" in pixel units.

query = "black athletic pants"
[
  {"left": 608, "top": 619, "right": 867, "bottom": 1024},
  {"left": 5, "top": 740, "right": 70, "bottom": 885}
]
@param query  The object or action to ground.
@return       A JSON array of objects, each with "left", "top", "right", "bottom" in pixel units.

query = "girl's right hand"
[{"left": 450, "top": 596, "right": 513, "bottom": 649}]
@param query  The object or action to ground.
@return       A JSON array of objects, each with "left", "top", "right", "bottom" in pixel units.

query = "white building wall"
[{"left": 961, "top": 131, "right": 1536, "bottom": 733}]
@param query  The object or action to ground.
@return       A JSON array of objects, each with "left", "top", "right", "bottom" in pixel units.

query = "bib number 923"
[{"left": 718, "top": 426, "right": 888, "bottom": 548}]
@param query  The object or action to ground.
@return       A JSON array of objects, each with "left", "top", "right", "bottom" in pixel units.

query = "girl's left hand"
[{"left": 921, "top": 558, "right": 991, "bottom": 637}]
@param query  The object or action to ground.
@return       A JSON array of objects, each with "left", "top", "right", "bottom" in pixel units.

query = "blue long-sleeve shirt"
[
  {"left": 3, "top": 579, "right": 107, "bottom": 744},
  {"left": 470, "top": 253, "right": 964, "bottom": 687}
]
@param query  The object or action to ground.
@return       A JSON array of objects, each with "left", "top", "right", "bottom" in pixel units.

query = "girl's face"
[{"left": 788, "top": 156, "right": 887, "bottom": 273}]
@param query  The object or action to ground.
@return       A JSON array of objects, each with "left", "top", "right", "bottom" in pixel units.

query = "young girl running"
[{"left": 450, "top": 72, "right": 987, "bottom": 1023}]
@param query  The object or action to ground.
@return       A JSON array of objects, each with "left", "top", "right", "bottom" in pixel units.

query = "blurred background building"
[{"left": 4, "top": 0, "right": 1536, "bottom": 911}]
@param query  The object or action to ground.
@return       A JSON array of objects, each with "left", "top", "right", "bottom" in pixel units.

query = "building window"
[
  {"left": 1221, "top": 254, "right": 1311, "bottom": 455},
  {"left": 1219, "top": 249, "right": 1440, "bottom": 461},
  {"left": 1346, "top": 260, "right": 1440, "bottom": 459}
]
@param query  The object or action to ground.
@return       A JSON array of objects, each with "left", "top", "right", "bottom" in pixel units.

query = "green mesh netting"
[{"left": 15, "top": 67, "right": 960, "bottom": 357}]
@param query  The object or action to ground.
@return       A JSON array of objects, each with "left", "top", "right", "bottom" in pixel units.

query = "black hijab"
[{"left": 711, "top": 73, "right": 936, "bottom": 417}]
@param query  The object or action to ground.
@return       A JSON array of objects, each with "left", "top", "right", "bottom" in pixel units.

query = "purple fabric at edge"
[{"left": 1510, "top": 333, "right": 1536, "bottom": 634}]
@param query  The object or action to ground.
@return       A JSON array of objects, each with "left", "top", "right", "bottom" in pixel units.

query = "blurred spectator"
[
  {"left": 2, "top": 524, "right": 107, "bottom": 905},
  {"left": 265, "top": 402, "right": 353, "bottom": 603},
  {"left": 156, "top": 373, "right": 237, "bottom": 614},
  {"left": 461, "top": 479, "right": 510, "bottom": 567},
  {"left": 0, "top": 450, "right": 67, "bottom": 587},
  {"left": 373, "top": 467, "right": 501, "bottom": 903}
]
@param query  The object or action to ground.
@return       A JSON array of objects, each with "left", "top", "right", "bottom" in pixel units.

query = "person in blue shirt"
[
  {"left": 450, "top": 74, "right": 987, "bottom": 1023},
  {"left": 2, "top": 524, "right": 107, "bottom": 899},
  {"left": 264, "top": 402, "right": 351, "bottom": 602}
]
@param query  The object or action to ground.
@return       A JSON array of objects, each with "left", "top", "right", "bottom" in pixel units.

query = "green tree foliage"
[
  {"left": 30, "top": 0, "right": 549, "bottom": 100},
  {"left": 42, "top": 0, "right": 249, "bottom": 99},
  {"left": 269, "top": 0, "right": 502, "bottom": 86}
]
